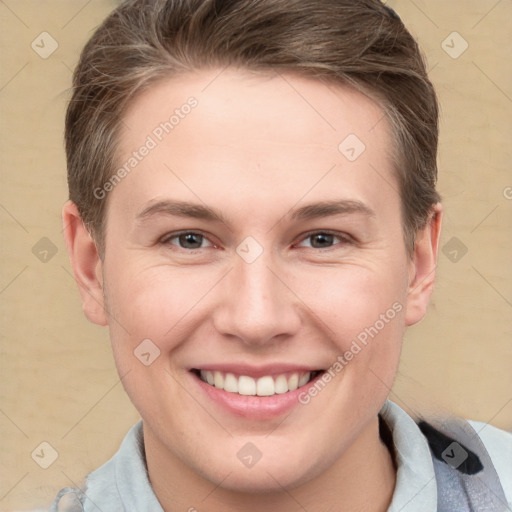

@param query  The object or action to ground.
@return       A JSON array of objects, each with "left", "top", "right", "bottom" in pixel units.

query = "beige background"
[{"left": 1, "top": 0, "right": 511, "bottom": 510}]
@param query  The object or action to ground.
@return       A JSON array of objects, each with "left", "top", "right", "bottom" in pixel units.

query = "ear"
[
  {"left": 405, "top": 203, "right": 443, "bottom": 326},
  {"left": 62, "top": 200, "right": 108, "bottom": 326}
]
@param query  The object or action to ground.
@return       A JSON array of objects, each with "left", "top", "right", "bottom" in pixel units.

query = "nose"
[{"left": 212, "top": 252, "right": 302, "bottom": 347}]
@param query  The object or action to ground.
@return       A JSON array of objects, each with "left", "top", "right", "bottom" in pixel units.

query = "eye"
[
  {"left": 297, "top": 231, "right": 351, "bottom": 249},
  {"left": 163, "top": 232, "right": 214, "bottom": 250}
]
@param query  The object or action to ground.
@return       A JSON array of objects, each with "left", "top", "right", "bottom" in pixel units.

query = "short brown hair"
[{"left": 66, "top": 0, "right": 440, "bottom": 254}]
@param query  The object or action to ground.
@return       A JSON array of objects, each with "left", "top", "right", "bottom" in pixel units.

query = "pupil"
[
  {"left": 179, "top": 233, "right": 202, "bottom": 249},
  {"left": 312, "top": 233, "right": 333, "bottom": 248}
]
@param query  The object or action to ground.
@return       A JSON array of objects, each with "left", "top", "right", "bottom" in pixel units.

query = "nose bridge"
[
  {"left": 238, "top": 254, "right": 278, "bottom": 312},
  {"left": 214, "top": 248, "right": 300, "bottom": 345}
]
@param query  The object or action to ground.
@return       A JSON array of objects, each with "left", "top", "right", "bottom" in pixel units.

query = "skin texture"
[{"left": 63, "top": 68, "right": 442, "bottom": 511}]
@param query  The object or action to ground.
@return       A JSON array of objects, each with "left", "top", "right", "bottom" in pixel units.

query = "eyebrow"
[
  {"left": 136, "top": 200, "right": 229, "bottom": 225},
  {"left": 135, "top": 199, "right": 375, "bottom": 226},
  {"left": 290, "top": 200, "right": 375, "bottom": 221}
]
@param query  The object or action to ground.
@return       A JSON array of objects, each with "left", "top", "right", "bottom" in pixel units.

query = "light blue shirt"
[{"left": 28, "top": 400, "right": 512, "bottom": 511}]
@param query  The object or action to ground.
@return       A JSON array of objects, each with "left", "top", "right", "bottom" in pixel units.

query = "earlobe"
[
  {"left": 62, "top": 200, "right": 108, "bottom": 326},
  {"left": 405, "top": 204, "right": 443, "bottom": 326}
]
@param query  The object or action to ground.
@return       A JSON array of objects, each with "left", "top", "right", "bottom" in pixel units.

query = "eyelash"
[
  {"left": 296, "top": 230, "right": 354, "bottom": 249},
  {"left": 160, "top": 231, "right": 215, "bottom": 251},
  {"left": 160, "top": 230, "right": 354, "bottom": 252}
]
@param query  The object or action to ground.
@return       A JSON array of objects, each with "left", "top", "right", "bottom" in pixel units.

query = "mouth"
[{"left": 191, "top": 369, "right": 324, "bottom": 397}]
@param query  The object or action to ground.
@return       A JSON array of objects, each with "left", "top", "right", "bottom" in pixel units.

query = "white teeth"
[
  {"left": 214, "top": 371, "right": 224, "bottom": 389},
  {"left": 287, "top": 373, "right": 299, "bottom": 391},
  {"left": 298, "top": 372, "right": 311, "bottom": 387},
  {"left": 274, "top": 374, "right": 289, "bottom": 394},
  {"left": 198, "top": 370, "right": 317, "bottom": 396},
  {"left": 238, "top": 375, "right": 256, "bottom": 395},
  {"left": 200, "top": 370, "right": 215, "bottom": 386},
  {"left": 224, "top": 373, "right": 238, "bottom": 393},
  {"left": 256, "top": 376, "right": 274, "bottom": 396}
]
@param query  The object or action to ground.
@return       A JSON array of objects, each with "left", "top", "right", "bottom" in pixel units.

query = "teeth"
[
  {"left": 205, "top": 371, "right": 215, "bottom": 386},
  {"left": 214, "top": 371, "right": 224, "bottom": 389},
  {"left": 274, "top": 374, "right": 289, "bottom": 394},
  {"left": 287, "top": 373, "right": 299, "bottom": 391},
  {"left": 298, "top": 373, "right": 310, "bottom": 387},
  {"left": 224, "top": 373, "right": 238, "bottom": 393},
  {"left": 256, "top": 376, "right": 274, "bottom": 396},
  {"left": 199, "top": 370, "right": 314, "bottom": 396},
  {"left": 238, "top": 375, "right": 256, "bottom": 395}
]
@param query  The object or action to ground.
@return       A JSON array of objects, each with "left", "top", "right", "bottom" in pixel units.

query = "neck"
[{"left": 144, "top": 415, "right": 396, "bottom": 512}]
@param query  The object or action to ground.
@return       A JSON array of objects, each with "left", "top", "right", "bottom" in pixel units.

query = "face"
[{"left": 67, "top": 68, "right": 439, "bottom": 494}]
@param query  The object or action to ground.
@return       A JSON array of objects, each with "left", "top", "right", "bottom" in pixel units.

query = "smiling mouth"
[{"left": 192, "top": 369, "right": 324, "bottom": 397}]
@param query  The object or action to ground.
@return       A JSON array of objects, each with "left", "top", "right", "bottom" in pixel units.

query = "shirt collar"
[
  {"left": 380, "top": 400, "right": 438, "bottom": 512},
  {"left": 86, "top": 399, "right": 438, "bottom": 511}
]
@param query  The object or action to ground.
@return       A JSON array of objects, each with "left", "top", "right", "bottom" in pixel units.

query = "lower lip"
[{"left": 191, "top": 372, "right": 323, "bottom": 421}]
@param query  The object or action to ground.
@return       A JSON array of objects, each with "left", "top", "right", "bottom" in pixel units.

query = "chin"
[
  {"left": 195, "top": 444, "right": 325, "bottom": 494},
  {"left": 207, "top": 465, "right": 307, "bottom": 494}
]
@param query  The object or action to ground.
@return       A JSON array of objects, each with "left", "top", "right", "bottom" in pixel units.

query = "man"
[{"left": 50, "top": 0, "right": 511, "bottom": 510}]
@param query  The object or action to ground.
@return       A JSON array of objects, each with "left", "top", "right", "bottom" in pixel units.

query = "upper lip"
[{"left": 190, "top": 363, "right": 325, "bottom": 378}]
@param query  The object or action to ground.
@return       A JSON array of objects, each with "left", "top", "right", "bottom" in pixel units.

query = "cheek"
[
  {"left": 105, "top": 260, "right": 213, "bottom": 335},
  {"left": 288, "top": 262, "right": 408, "bottom": 346},
  {"left": 287, "top": 261, "right": 408, "bottom": 399},
  {"left": 103, "top": 261, "right": 233, "bottom": 399}
]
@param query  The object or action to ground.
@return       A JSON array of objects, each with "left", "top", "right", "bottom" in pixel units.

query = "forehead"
[{"left": 113, "top": 68, "right": 398, "bottom": 224}]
